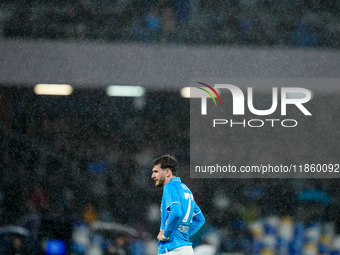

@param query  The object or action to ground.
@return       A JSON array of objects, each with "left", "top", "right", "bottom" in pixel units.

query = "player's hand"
[{"left": 157, "top": 229, "right": 170, "bottom": 241}]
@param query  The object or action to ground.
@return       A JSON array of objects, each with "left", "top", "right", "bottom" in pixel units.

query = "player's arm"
[
  {"left": 160, "top": 185, "right": 182, "bottom": 240},
  {"left": 188, "top": 201, "right": 205, "bottom": 237},
  {"left": 162, "top": 202, "right": 182, "bottom": 239}
]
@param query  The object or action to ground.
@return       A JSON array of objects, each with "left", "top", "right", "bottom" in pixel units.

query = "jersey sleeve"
[
  {"left": 163, "top": 202, "right": 182, "bottom": 238},
  {"left": 162, "top": 184, "right": 182, "bottom": 238},
  {"left": 188, "top": 200, "right": 205, "bottom": 237},
  {"left": 163, "top": 183, "right": 181, "bottom": 209}
]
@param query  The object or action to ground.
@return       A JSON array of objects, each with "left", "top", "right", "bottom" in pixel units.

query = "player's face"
[{"left": 151, "top": 163, "right": 166, "bottom": 187}]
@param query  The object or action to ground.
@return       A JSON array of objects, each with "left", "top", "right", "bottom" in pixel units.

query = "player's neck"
[{"left": 163, "top": 176, "right": 174, "bottom": 187}]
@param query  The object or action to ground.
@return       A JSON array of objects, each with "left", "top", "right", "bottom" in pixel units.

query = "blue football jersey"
[{"left": 158, "top": 177, "right": 204, "bottom": 254}]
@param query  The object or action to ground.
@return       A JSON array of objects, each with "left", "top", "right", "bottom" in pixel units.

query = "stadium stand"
[
  {"left": 0, "top": 86, "right": 340, "bottom": 254},
  {"left": 1, "top": 1, "right": 340, "bottom": 254},
  {"left": 0, "top": 0, "right": 339, "bottom": 47}
]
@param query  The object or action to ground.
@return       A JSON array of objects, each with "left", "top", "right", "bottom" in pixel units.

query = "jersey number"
[{"left": 183, "top": 193, "right": 194, "bottom": 223}]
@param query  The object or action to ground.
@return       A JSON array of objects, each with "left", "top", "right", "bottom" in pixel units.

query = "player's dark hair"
[{"left": 152, "top": 155, "right": 178, "bottom": 176}]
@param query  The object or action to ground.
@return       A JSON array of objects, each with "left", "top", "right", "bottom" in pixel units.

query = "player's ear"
[{"left": 166, "top": 168, "right": 172, "bottom": 177}]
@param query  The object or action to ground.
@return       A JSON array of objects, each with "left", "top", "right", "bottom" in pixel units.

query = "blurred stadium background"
[{"left": 0, "top": 0, "right": 340, "bottom": 255}]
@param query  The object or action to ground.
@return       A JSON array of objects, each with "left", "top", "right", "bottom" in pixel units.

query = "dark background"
[{"left": 0, "top": 1, "right": 340, "bottom": 255}]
